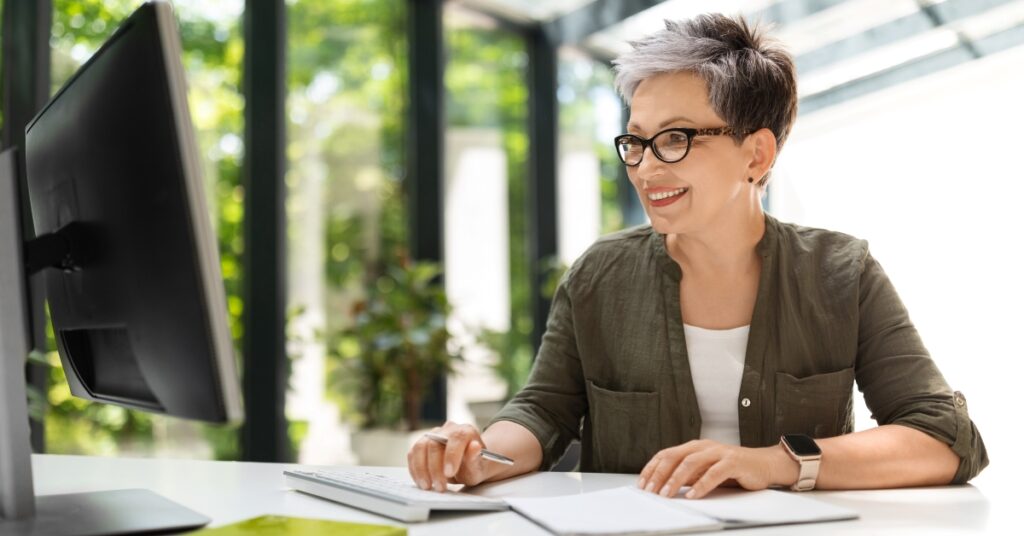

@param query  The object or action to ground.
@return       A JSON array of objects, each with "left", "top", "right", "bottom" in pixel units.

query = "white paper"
[
  {"left": 666, "top": 488, "right": 858, "bottom": 527},
  {"left": 506, "top": 486, "right": 858, "bottom": 535},
  {"left": 506, "top": 487, "right": 722, "bottom": 536}
]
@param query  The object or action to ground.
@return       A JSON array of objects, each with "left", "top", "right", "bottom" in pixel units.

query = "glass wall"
[
  {"left": 556, "top": 49, "right": 625, "bottom": 269},
  {"left": 443, "top": 5, "right": 531, "bottom": 424},
  {"left": 46, "top": 0, "right": 244, "bottom": 459},
  {"left": 285, "top": 0, "right": 409, "bottom": 464}
]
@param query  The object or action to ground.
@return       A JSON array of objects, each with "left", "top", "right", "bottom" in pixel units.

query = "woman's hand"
[
  {"left": 637, "top": 440, "right": 796, "bottom": 499},
  {"left": 407, "top": 421, "right": 492, "bottom": 492}
]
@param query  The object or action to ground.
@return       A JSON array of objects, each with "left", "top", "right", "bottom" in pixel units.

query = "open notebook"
[{"left": 505, "top": 486, "right": 857, "bottom": 536}]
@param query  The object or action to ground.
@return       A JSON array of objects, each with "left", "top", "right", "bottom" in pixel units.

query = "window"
[
  {"left": 285, "top": 0, "right": 409, "bottom": 464},
  {"left": 557, "top": 49, "right": 625, "bottom": 268},
  {"left": 443, "top": 5, "right": 532, "bottom": 423}
]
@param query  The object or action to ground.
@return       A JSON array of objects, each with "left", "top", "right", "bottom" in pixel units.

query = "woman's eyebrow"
[{"left": 626, "top": 115, "right": 695, "bottom": 134}]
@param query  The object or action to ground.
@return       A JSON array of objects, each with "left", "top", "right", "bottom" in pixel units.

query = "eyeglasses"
[{"left": 614, "top": 127, "right": 738, "bottom": 166}]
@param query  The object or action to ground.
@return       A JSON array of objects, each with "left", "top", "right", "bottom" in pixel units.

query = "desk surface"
[{"left": 30, "top": 454, "right": 1011, "bottom": 534}]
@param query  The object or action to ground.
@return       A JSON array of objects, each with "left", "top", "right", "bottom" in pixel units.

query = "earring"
[{"left": 747, "top": 177, "right": 754, "bottom": 184}]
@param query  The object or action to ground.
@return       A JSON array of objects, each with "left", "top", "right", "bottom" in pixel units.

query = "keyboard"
[{"left": 283, "top": 469, "right": 509, "bottom": 522}]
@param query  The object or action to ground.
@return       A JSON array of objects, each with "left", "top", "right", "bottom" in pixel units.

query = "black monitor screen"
[{"left": 24, "top": 1, "right": 241, "bottom": 423}]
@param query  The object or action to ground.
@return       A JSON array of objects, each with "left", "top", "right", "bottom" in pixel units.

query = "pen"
[{"left": 424, "top": 432, "right": 515, "bottom": 466}]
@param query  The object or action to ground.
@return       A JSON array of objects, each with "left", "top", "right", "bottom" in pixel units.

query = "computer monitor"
[{"left": 1, "top": 1, "right": 243, "bottom": 534}]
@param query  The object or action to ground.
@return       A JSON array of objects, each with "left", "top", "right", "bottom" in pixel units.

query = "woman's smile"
[{"left": 647, "top": 186, "right": 689, "bottom": 207}]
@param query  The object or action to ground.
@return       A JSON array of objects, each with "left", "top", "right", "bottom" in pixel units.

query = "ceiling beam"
[
  {"left": 800, "top": 20, "right": 1024, "bottom": 114},
  {"left": 754, "top": 0, "right": 848, "bottom": 26},
  {"left": 795, "top": 0, "right": 1015, "bottom": 74},
  {"left": 544, "top": 0, "right": 667, "bottom": 45}
]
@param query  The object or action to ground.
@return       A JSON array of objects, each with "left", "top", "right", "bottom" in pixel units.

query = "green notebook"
[{"left": 191, "top": 515, "right": 406, "bottom": 535}]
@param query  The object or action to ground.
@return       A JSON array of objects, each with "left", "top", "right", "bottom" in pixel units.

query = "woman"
[{"left": 407, "top": 13, "right": 987, "bottom": 499}]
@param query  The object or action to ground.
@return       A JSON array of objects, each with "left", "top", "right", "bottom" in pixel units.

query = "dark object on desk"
[{"left": 0, "top": 1, "right": 242, "bottom": 534}]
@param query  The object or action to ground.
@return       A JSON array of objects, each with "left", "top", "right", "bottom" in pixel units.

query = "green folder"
[{"left": 191, "top": 515, "right": 406, "bottom": 535}]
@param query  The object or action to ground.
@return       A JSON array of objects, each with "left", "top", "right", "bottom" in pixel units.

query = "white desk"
[{"left": 30, "top": 454, "right": 1011, "bottom": 534}]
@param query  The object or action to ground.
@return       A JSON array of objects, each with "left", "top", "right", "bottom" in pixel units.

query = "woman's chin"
[{"left": 648, "top": 213, "right": 693, "bottom": 235}]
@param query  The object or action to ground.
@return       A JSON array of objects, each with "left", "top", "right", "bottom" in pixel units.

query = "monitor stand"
[
  {"left": 2, "top": 490, "right": 211, "bottom": 536},
  {"left": 0, "top": 148, "right": 211, "bottom": 535}
]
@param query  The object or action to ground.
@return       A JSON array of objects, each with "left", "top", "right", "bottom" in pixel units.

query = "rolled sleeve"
[
  {"left": 488, "top": 273, "right": 587, "bottom": 470},
  {"left": 855, "top": 252, "right": 988, "bottom": 483}
]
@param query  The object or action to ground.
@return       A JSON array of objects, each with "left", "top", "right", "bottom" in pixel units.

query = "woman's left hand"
[{"left": 637, "top": 440, "right": 794, "bottom": 499}]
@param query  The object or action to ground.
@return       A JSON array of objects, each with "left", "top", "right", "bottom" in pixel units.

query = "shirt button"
[
  {"left": 954, "top": 391, "right": 966, "bottom": 407},
  {"left": 741, "top": 398, "right": 751, "bottom": 408}
]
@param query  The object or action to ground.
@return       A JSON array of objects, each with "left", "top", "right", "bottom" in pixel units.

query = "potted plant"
[{"left": 327, "top": 259, "right": 461, "bottom": 464}]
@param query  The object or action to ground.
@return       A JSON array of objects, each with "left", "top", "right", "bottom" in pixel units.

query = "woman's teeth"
[{"left": 648, "top": 187, "right": 688, "bottom": 201}]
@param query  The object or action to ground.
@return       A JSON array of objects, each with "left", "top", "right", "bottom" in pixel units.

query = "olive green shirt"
[{"left": 491, "top": 214, "right": 987, "bottom": 483}]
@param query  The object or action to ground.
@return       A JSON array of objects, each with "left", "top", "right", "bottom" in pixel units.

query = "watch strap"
[{"left": 792, "top": 456, "right": 820, "bottom": 491}]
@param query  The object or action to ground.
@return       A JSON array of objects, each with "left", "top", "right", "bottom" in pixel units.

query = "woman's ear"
[{"left": 745, "top": 128, "right": 778, "bottom": 181}]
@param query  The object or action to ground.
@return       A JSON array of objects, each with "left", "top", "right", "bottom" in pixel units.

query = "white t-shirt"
[{"left": 683, "top": 323, "right": 749, "bottom": 446}]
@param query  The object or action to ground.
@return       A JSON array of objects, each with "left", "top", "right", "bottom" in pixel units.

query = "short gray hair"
[{"left": 613, "top": 14, "right": 798, "bottom": 165}]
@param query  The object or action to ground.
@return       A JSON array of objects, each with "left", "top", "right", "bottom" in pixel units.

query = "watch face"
[{"left": 783, "top": 434, "right": 821, "bottom": 456}]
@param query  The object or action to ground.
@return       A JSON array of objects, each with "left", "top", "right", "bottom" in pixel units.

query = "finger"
[
  {"left": 426, "top": 439, "right": 448, "bottom": 492},
  {"left": 407, "top": 437, "right": 432, "bottom": 490},
  {"left": 442, "top": 426, "right": 476, "bottom": 479},
  {"left": 686, "top": 460, "right": 732, "bottom": 499},
  {"left": 456, "top": 440, "right": 487, "bottom": 486},
  {"left": 638, "top": 451, "right": 663, "bottom": 490},
  {"left": 641, "top": 440, "right": 715, "bottom": 493},
  {"left": 660, "top": 450, "right": 718, "bottom": 498},
  {"left": 640, "top": 452, "right": 671, "bottom": 493},
  {"left": 647, "top": 448, "right": 690, "bottom": 494},
  {"left": 645, "top": 446, "right": 695, "bottom": 494},
  {"left": 413, "top": 425, "right": 445, "bottom": 490}
]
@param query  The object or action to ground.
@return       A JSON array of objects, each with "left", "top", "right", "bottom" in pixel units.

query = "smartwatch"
[{"left": 780, "top": 434, "right": 821, "bottom": 491}]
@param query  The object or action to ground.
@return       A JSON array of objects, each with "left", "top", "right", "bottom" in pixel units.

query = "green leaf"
[{"left": 27, "top": 349, "right": 52, "bottom": 367}]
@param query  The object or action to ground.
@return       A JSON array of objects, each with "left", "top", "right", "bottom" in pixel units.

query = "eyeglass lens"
[{"left": 617, "top": 130, "right": 691, "bottom": 165}]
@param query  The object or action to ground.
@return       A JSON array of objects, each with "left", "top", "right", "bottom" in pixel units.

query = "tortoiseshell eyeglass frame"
[{"left": 614, "top": 127, "right": 738, "bottom": 166}]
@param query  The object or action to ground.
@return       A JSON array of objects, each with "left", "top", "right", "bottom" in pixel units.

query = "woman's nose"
[{"left": 636, "top": 144, "right": 662, "bottom": 176}]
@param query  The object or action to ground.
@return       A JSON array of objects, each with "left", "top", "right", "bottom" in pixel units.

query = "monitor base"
[{"left": 0, "top": 489, "right": 210, "bottom": 536}]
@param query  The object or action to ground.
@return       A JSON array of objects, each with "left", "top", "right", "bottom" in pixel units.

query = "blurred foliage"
[
  {"left": 481, "top": 254, "right": 568, "bottom": 399},
  {"left": 328, "top": 260, "right": 461, "bottom": 431},
  {"left": 477, "top": 328, "right": 532, "bottom": 400},
  {"left": 285, "top": 0, "right": 417, "bottom": 432}
]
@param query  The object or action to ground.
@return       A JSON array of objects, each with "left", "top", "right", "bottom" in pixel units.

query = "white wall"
[
  {"left": 773, "top": 45, "right": 1024, "bottom": 486},
  {"left": 558, "top": 139, "right": 602, "bottom": 267}
]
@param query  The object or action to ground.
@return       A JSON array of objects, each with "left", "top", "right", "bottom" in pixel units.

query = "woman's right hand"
[{"left": 407, "top": 421, "right": 491, "bottom": 492}]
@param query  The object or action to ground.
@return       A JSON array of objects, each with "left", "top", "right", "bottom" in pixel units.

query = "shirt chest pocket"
[
  {"left": 586, "top": 381, "right": 660, "bottom": 473},
  {"left": 774, "top": 367, "right": 855, "bottom": 439}
]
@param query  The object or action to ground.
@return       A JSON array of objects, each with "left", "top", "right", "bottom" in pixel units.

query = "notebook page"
[
  {"left": 506, "top": 487, "right": 722, "bottom": 536},
  {"left": 664, "top": 488, "right": 858, "bottom": 526}
]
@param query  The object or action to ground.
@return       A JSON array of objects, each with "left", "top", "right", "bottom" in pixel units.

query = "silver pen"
[{"left": 424, "top": 432, "right": 515, "bottom": 466}]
